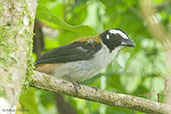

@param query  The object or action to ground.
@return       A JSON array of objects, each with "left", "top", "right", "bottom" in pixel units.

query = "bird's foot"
[{"left": 66, "top": 75, "right": 81, "bottom": 93}]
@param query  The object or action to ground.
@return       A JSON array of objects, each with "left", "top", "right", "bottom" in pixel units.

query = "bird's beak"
[{"left": 121, "top": 39, "right": 135, "bottom": 47}]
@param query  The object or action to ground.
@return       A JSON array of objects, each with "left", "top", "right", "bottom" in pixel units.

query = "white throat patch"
[{"left": 109, "top": 29, "right": 128, "bottom": 39}]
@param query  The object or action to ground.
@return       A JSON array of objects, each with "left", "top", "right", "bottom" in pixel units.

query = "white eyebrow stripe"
[{"left": 109, "top": 29, "right": 128, "bottom": 39}]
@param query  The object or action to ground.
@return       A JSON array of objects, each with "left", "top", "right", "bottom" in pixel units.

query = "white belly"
[{"left": 53, "top": 43, "right": 122, "bottom": 82}]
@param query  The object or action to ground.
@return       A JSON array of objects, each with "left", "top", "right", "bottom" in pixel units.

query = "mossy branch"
[{"left": 30, "top": 71, "right": 171, "bottom": 114}]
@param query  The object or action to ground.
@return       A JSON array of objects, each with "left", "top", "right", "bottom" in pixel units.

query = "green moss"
[
  {"left": 0, "top": 26, "right": 11, "bottom": 67},
  {"left": 0, "top": 1, "right": 36, "bottom": 94},
  {"left": 0, "top": 3, "right": 3, "bottom": 12},
  {"left": 22, "top": 3, "right": 35, "bottom": 91},
  {"left": 22, "top": 31, "right": 34, "bottom": 90},
  {"left": 0, "top": 28, "right": 18, "bottom": 68},
  {"left": 7, "top": 74, "right": 12, "bottom": 82},
  {"left": 44, "top": 76, "right": 51, "bottom": 84},
  {"left": 0, "top": 88, "right": 7, "bottom": 99}
]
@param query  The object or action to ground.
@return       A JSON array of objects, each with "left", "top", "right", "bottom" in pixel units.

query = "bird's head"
[{"left": 100, "top": 29, "right": 135, "bottom": 52}]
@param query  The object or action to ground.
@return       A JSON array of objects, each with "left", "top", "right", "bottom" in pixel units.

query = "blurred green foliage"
[{"left": 20, "top": 0, "right": 170, "bottom": 114}]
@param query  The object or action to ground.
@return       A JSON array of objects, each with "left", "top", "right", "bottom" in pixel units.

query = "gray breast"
[{"left": 53, "top": 42, "right": 119, "bottom": 82}]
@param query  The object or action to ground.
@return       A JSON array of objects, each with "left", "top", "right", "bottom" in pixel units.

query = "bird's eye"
[{"left": 106, "top": 34, "right": 110, "bottom": 39}]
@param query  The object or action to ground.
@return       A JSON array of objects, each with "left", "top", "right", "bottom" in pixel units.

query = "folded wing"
[{"left": 34, "top": 41, "right": 102, "bottom": 65}]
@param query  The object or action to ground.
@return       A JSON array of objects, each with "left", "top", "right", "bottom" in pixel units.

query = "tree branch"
[
  {"left": 30, "top": 71, "right": 171, "bottom": 114},
  {"left": 0, "top": 0, "right": 36, "bottom": 110}
]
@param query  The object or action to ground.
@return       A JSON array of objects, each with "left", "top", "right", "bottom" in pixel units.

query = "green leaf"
[
  {"left": 36, "top": 4, "right": 97, "bottom": 36},
  {"left": 20, "top": 87, "right": 39, "bottom": 114}
]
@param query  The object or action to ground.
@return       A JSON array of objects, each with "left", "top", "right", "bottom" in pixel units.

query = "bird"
[{"left": 34, "top": 29, "right": 135, "bottom": 92}]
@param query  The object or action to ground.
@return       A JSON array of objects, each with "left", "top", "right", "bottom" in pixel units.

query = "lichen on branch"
[{"left": 31, "top": 71, "right": 171, "bottom": 114}]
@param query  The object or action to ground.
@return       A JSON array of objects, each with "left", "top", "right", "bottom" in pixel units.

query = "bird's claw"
[
  {"left": 90, "top": 86, "right": 98, "bottom": 91},
  {"left": 67, "top": 75, "right": 81, "bottom": 93}
]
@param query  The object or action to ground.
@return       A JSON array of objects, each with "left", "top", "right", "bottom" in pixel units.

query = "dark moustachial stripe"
[{"left": 35, "top": 41, "right": 102, "bottom": 65}]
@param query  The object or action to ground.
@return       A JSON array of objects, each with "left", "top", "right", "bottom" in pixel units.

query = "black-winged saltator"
[{"left": 34, "top": 29, "right": 135, "bottom": 91}]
